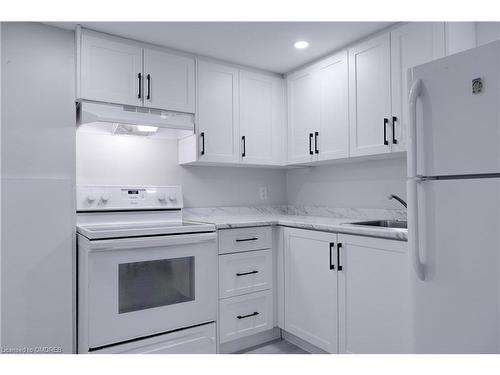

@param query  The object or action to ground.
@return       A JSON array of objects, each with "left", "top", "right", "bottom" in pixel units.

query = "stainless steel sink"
[{"left": 347, "top": 219, "right": 407, "bottom": 229}]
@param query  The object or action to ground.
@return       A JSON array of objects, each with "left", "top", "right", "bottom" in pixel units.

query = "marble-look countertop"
[{"left": 184, "top": 206, "right": 408, "bottom": 241}]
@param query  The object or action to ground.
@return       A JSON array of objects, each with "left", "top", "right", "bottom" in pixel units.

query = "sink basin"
[{"left": 347, "top": 220, "right": 407, "bottom": 229}]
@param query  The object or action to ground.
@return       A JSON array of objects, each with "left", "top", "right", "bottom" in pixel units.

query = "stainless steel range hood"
[{"left": 77, "top": 101, "right": 195, "bottom": 138}]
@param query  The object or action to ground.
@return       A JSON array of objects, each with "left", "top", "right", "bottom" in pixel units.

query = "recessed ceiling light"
[{"left": 294, "top": 40, "right": 309, "bottom": 49}]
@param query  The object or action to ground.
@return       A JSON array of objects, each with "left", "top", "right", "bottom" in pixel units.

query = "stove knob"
[
  {"left": 87, "top": 193, "right": 97, "bottom": 203},
  {"left": 100, "top": 193, "right": 110, "bottom": 202},
  {"left": 168, "top": 193, "right": 177, "bottom": 202},
  {"left": 157, "top": 192, "right": 166, "bottom": 202}
]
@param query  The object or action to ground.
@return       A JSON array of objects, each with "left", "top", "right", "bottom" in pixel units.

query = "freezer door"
[
  {"left": 410, "top": 42, "right": 500, "bottom": 177},
  {"left": 411, "top": 178, "right": 500, "bottom": 353}
]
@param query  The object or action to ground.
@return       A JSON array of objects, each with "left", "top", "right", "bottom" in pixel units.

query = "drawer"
[
  {"left": 219, "top": 249, "right": 273, "bottom": 299},
  {"left": 219, "top": 290, "right": 274, "bottom": 344},
  {"left": 218, "top": 226, "right": 272, "bottom": 254},
  {"left": 91, "top": 322, "right": 216, "bottom": 354}
]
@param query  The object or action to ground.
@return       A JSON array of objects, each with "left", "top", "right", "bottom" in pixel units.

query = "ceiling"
[{"left": 48, "top": 22, "right": 394, "bottom": 74}]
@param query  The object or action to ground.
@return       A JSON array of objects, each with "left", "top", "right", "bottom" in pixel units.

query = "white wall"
[
  {"left": 286, "top": 156, "right": 407, "bottom": 209},
  {"left": 76, "top": 131, "right": 287, "bottom": 207}
]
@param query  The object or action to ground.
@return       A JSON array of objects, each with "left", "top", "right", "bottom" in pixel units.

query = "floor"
[{"left": 238, "top": 339, "right": 309, "bottom": 354}]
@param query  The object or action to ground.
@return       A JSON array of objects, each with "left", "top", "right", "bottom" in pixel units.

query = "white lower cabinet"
[
  {"left": 217, "top": 226, "right": 275, "bottom": 347},
  {"left": 283, "top": 228, "right": 338, "bottom": 353},
  {"left": 219, "top": 290, "right": 274, "bottom": 344},
  {"left": 282, "top": 227, "right": 409, "bottom": 354}
]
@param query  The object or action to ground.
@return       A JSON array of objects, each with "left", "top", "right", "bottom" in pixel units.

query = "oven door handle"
[{"left": 88, "top": 232, "right": 217, "bottom": 251}]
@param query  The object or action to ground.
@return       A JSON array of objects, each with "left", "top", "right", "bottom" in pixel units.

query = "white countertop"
[{"left": 185, "top": 212, "right": 408, "bottom": 241}]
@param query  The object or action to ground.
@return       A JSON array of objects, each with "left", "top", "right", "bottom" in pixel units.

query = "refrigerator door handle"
[
  {"left": 408, "top": 179, "right": 425, "bottom": 280},
  {"left": 408, "top": 79, "right": 422, "bottom": 178}
]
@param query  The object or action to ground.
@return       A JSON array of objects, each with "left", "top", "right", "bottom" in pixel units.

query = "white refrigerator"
[{"left": 407, "top": 41, "right": 500, "bottom": 353}]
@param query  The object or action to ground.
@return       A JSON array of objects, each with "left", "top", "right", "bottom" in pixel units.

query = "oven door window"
[{"left": 118, "top": 256, "right": 195, "bottom": 314}]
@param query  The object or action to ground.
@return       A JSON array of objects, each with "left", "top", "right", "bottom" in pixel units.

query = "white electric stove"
[{"left": 76, "top": 185, "right": 217, "bottom": 354}]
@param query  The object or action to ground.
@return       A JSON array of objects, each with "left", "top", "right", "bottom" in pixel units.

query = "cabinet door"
[
  {"left": 143, "top": 48, "right": 195, "bottom": 113},
  {"left": 197, "top": 60, "right": 239, "bottom": 163},
  {"left": 287, "top": 68, "right": 318, "bottom": 164},
  {"left": 348, "top": 33, "right": 392, "bottom": 157},
  {"left": 317, "top": 50, "right": 349, "bottom": 160},
  {"left": 337, "top": 234, "right": 410, "bottom": 354},
  {"left": 80, "top": 32, "right": 143, "bottom": 106},
  {"left": 391, "top": 22, "right": 445, "bottom": 152},
  {"left": 283, "top": 228, "right": 338, "bottom": 353},
  {"left": 240, "top": 71, "right": 286, "bottom": 165},
  {"left": 445, "top": 22, "right": 477, "bottom": 56}
]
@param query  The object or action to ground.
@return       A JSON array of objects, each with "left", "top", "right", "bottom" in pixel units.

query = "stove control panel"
[{"left": 77, "top": 185, "right": 183, "bottom": 211}]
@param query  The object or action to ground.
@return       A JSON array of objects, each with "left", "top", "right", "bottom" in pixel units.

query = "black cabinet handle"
[
  {"left": 137, "top": 73, "right": 142, "bottom": 99},
  {"left": 241, "top": 136, "right": 246, "bottom": 157},
  {"left": 200, "top": 132, "right": 205, "bottom": 156},
  {"left": 329, "top": 242, "right": 335, "bottom": 270},
  {"left": 236, "top": 270, "right": 258, "bottom": 277},
  {"left": 235, "top": 237, "right": 258, "bottom": 242},
  {"left": 315, "top": 132, "right": 319, "bottom": 154},
  {"left": 237, "top": 312, "right": 259, "bottom": 320},
  {"left": 337, "top": 243, "right": 343, "bottom": 271},
  {"left": 383, "top": 118, "right": 389, "bottom": 145},
  {"left": 309, "top": 133, "right": 314, "bottom": 155},
  {"left": 392, "top": 116, "right": 398, "bottom": 144},
  {"left": 146, "top": 74, "right": 151, "bottom": 100}
]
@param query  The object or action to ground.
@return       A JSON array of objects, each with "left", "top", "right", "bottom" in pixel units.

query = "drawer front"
[
  {"left": 218, "top": 226, "right": 272, "bottom": 254},
  {"left": 219, "top": 290, "right": 274, "bottom": 343},
  {"left": 91, "top": 323, "right": 216, "bottom": 354},
  {"left": 219, "top": 249, "right": 273, "bottom": 298}
]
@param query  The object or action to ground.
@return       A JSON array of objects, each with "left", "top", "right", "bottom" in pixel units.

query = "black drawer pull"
[
  {"left": 329, "top": 242, "right": 335, "bottom": 270},
  {"left": 137, "top": 73, "right": 142, "bottom": 99},
  {"left": 236, "top": 270, "right": 259, "bottom": 277},
  {"left": 337, "top": 243, "right": 343, "bottom": 271},
  {"left": 200, "top": 132, "right": 205, "bottom": 156},
  {"left": 315, "top": 131, "right": 319, "bottom": 154},
  {"left": 146, "top": 73, "right": 151, "bottom": 100},
  {"left": 235, "top": 237, "right": 258, "bottom": 242},
  {"left": 237, "top": 312, "right": 259, "bottom": 320},
  {"left": 309, "top": 133, "right": 314, "bottom": 155}
]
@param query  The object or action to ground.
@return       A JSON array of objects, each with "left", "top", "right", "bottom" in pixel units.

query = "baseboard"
[
  {"left": 220, "top": 327, "right": 281, "bottom": 354},
  {"left": 281, "top": 330, "right": 328, "bottom": 354}
]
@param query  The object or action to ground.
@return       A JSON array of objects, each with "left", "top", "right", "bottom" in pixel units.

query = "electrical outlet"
[{"left": 259, "top": 186, "right": 268, "bottom": 201}]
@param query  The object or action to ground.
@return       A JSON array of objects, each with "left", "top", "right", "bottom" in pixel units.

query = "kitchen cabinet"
[
  {"left": 80, "top": 31, "right": 143, "bottom": 106},
  {"left": 196, "top": 60, "right": 240, "bottom": 163},
  {"left": 287, "top": 66, "right": 319, "bottom": 164},
  {"left": 445, "top": 22, "right": 477, "bottom": 56},
  {"left": 239, "top": 71, "right": 286, "bottom": 165},
  {"left": 143, "top": 48, "right": 195, "bottom": 113},
  {"left": 390, "top": 22, "right": 445, "bottom": 152},
  {"left": 78, "top": 28, "right": 195, "bottom": 112},
  {"left": 286, "top": 50, "right": 349, "bottom": 164},
  {"left": 337, "top": 234, "right": 410, "bottom": 353},
  {"left": 348, "top": 33, "right": 392, "bottom": 157},
  {"left": 283, "top": 228, "right": 338, "bottom": 353},
  {"left": 476, "top": 22, "right": 500, "bottom": 46},
  {"left": 316, "top": 51, "right": 350, "bottom": 160},
  {"left": 282, "top": 227, "right": 409, "bottom": 354}
]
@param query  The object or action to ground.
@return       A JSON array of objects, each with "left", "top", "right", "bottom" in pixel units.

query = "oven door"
[{"left": 84, "top": 232, "right": 217, "bottom": 349}]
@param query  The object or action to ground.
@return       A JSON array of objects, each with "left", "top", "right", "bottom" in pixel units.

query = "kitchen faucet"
[{"left": 388, "top": 194, "right": 407, "bottom": 209}]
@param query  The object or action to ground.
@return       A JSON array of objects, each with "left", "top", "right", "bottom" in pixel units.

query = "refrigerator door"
[
  {"left": 409, "top": 41, "right": 500, "bottom": 177},
  {"left": 411, "top": 177, "right": 500, "bottom": 353}
]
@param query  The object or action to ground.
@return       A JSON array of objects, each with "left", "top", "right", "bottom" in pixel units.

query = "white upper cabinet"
[
  {"left": 143, "top": 48, "right": 195, "bottom": 113},
  {"left": 78, "top": 29, "right": 195, "bottom": 113},
  {"left": 196, "top": 60, "right": 240, "bottom": 163},
  {"left": 239, "top": 71, "right": 286, "bottom": 165},
  {"left": 80, "top": 32, "right": 143, "bottom": 106},
  {"left": 283, "top": 228, "right": 338, "bottom": 353},
  {"left": 287, "top": 67, "right": 319, "bottom": 164},
  {"left": 445, "top": 22, "right": 477, "bottom": 56},
  {"left": 337, "top": 234, "right": 410, "bottom": 354},
  {"left": 348, "top": 33, "right": 392, "bottom": 157},
  {"left": 317, "top": 50, "right": 350, "bottom": 160},
  {"left": 390, "top": 22, "right": 445, "bottom": 152}
]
